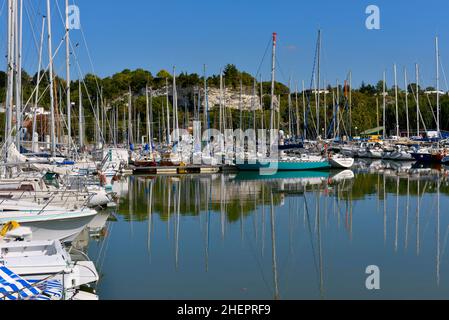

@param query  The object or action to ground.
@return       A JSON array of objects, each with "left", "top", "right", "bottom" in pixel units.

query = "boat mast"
[
  {"left": 5, "top": 0, "right": 15, "bottom": 162},
  {"left": 436, "top": 36, "right": 440, "bottom": 137},
  {"left": 302, "top": 80, "right": 306, "bottom": 139},
  {"left": 65, "top": 0, "right": 71, "bottom": 154},
  {"left": 46, "top": 0, "right": 56, "bottom": 156},
  {"left": 166, "top": 77, "right": 171, "bottom": 145},
  {"left": 394, "top": 64, "right": 399, "bottom": 137},
  {"left": 78, "top": 81, "right": 83, "bottom": 149},
  {"left": 32, "top": 16, "right": 45, "bottom": 153},
  {"left": 219, "top": 71, "right": 223, "bottom": 135},
  {"left": 416, "top": 64, "right": 420, "bottom": 137},
  {"left": 316, "top": 30, "right": 321, "bottom": 138},
  {"left": 349, "top": 71, "right": 352, "bottom": 137},
  {"left": 239, "top": 78, "right": 243, "bottom": 131},
  {"left": 382, "top": 71, "right": 386, "bottom": 139},
  {"left": 332, "top": 89, "right": 336, "bottom": 139},
  {"left": 270, "top": 32, "right": 277, "bottom": 145},
  {"left": 146, "top": 84, "right": 151, "bottom": 146},
  {"left": 260, "top": 75, "right": 264, "bottom": 132},
  {"left": 15, "top": 0, "right": 22, "bottom": 150},
  {"left": 288, "top": 77, "right": 292, "bottom": 137},
  {"left": 404, "top": 68, "right": 410, "bottom": 138},
  {"left": 203, "top": 64, "right": 208, "bottom": 131},
  {"left": 252, "top": 78, "right": 256, "bottom": 133},
  {"left": 128, "top": 86, "right": 133, "bottom": 146},
  {"left": 336, "top": 79, "right": 340, "bottom": 138},
  {"left": 324, "top": 80, "right": 327, "bottom": 138},
  {"left": 172, "top": 66, "right": 179, "bottom": 143},
  {"left": 95, "top": 94, "right": 99, "bottom": 147},
  {"left": 295, "top": 82, "right": 299, "bottom": 137}
]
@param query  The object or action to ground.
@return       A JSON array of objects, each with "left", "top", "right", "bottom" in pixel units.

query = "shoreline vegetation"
[{"left": 1, "top": 64, "right": 448, "bottom": 143}]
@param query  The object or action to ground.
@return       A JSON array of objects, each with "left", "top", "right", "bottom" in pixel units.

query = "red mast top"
[{"left": 272, "top": 32, "right": 277, "bottom": 45}]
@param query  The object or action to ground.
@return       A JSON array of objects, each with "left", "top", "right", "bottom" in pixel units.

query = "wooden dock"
[{"left": 131, "top": 165, "right": 223, "bottom": 175}]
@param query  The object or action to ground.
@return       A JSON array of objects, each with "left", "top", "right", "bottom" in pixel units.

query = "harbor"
[{"left": 1, "top": 0, "right": 449, "bottom": 302}]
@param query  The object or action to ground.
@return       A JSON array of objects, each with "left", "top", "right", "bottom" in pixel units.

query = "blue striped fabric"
[
  {"left": 28, "top": 279, "right": 63, "bottom": 300},
  {"left": 0, "top": 266, "right": 41, "bottom": 300}
]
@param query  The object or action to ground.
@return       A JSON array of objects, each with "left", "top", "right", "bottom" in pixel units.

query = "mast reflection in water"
[{"left": 85, "top": 161, "right": 449, "bottom": 299}]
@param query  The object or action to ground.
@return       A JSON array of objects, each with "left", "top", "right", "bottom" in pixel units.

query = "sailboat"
[{"left": 236, "top": 33, "right": 330, "bottom": 172}]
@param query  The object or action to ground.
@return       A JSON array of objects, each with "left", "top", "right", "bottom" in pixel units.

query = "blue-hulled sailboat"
[{"left": 236, "top": 32, "right": 330, "bottom": 172}]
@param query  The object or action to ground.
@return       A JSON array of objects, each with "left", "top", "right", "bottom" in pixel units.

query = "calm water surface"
[{"left": 81, "top": 161, "right": 449, "bottom": 299}]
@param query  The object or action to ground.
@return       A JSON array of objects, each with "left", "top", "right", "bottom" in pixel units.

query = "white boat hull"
[{"left": 330, "top": 157, "right": 355, "bottom": 169}]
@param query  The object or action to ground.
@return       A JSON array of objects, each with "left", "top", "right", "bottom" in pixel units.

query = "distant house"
[
  {"left": 424, "top": 90, "right": 447, "bottom": 95},
  {"left": 311, "top": 89, "right": 330, "bottom": 95}
]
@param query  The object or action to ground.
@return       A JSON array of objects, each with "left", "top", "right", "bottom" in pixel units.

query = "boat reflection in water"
[{"left": 84, "top": 161, "right": 448, "bottom": 299}]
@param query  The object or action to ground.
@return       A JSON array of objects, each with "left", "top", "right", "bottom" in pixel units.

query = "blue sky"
[{"left": 3, "top": 0, "right": 449, "bottom": 89}]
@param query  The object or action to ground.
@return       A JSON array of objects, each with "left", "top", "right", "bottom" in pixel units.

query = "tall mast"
[
  {"left": 128, "top": 86, "right": 133, "bottom": 146},
  {"left": 336, "top": 79, "right": 340, "bottom": 138},
  {"left": 270, "top": 32, "right": 277, "bottom": 142},
  {"left": 316, "top": 30, "right": 321, "bottom": 137},
  {"left": 252, "top": 78, "right": 256, "bottom": 132},
  {"left": 382, "top": 71, "right": 386, "bottom": 139},
  {"left": 172, "top": 66, "right": 179, "bottom": 142},
  {"left": 394, "top": 64, "right": 399, "bottom": 137},
  {"left": 78, "top": 81, "right": 83, "bottom": 149},
  {"left": 32, "top": 16, "right": 45, "bottom": 153},
  {"left": 5, "top": 0, "right": 15, "bottom": 160},
  {"left": 288, "top": 77, "right": 292, "bottom": 137},
  {"left": 416, "top": 64, "right": 420, "bottom": 137},
  {"left": 123, "top": 100, "right": 126, "bottom": 144},
  {"left": 349, "top": 71, "right": 352, "bottom": 137},
  {"left": 46, "top": 0, "right": 56, "bottom": 156},
  {"left": 146, "top": 84, "right": 151, "bottom": 146},
  {"left": 239, "top": 78, "right": 243, "bottom": 131},
  {"left": 404, "top": 68, "right": 410, "bottom": 138},
  {"left": 101, "top": 87, "right": 105, "bottom": 144},
  {"left": 219, "top": 71, "right": 223, "bottom": 134},
  {"left": 436, "top": 36, "right": 440, "bottom": 136},
  {"left": 203, "top": 64, "right": 208, "bottom": 130},
  {"left": 295, "top": 82, "right": 300, "bottom": 137},
  {"left": 15, "top": 0, "right": 22, "bottom": 150},
  {"left": 95, "top": 94, "right": 99, "bottom": 146},
  {"left": 165, "top": 77, "right": 171, "bottom": 144},
  {"left": 324, "top": 80, "right": 327, "bottom": 138},
  {"left": 260, "top": 75, "right": 264, "bottom": 132},
  {"left": 65, "top": 0, "right": 71, "bottom": 154},
  {"left": 302, "top": 80, "right": 306, "bottom": 139},
  {"left": 332, "top": 89, "right": 336, "bottom": 138}
]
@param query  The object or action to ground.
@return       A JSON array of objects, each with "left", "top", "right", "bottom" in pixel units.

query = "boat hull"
[
  {"left": 411, "top": 153, "right": 444, "bottom": 163},
  {"left": 329, "top": 157, "right": 354, "bottom": 169},
  {"left": 0, "top": 210, "right": 98, "bottom": 243},
  {"left": 236, "top": 160, "right": 330, "bottom": 171}
]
